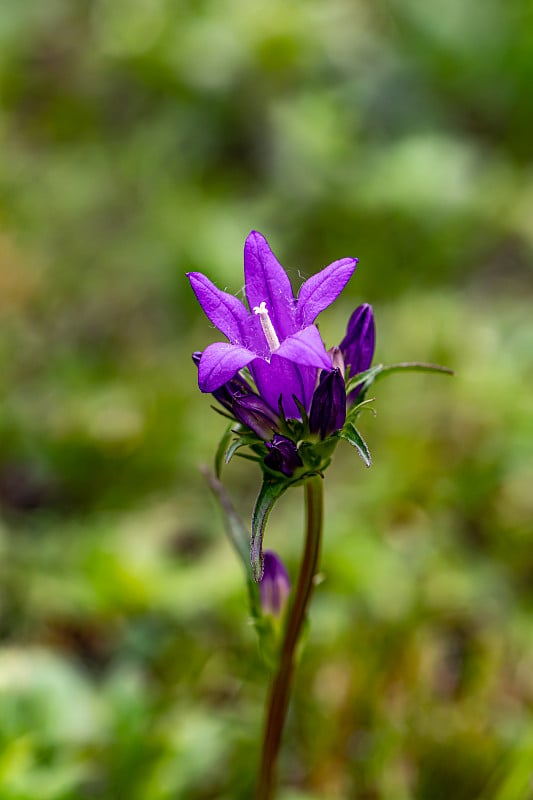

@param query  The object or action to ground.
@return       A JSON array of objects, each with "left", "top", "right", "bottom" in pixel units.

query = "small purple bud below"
[
  {"left": 264, "top": 434, "right": 303, "bottom": 477},
  {"left": 260, "top": 551, "right": 290, "bottom": 617}
]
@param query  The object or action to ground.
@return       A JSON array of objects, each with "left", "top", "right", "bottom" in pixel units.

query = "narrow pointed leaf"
[
  {"left": 373, "top": 361, "right": 454, "bottom": 381},
  {"left": 339, "top": 423, "right": 372, "bottom": 467},
  {"left": 251, "top": 478, "right": 290, "bottom": 582},
  {"left": 346, "top": 361, "right": 453, "bottom": 399},
  {"left": 345, "top": 364, "right": 384, "bottom": 396}
]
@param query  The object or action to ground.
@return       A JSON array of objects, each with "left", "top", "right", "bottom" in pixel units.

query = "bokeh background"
[{"left": 1, "top": 1, "right": 532, "bottom": 798}]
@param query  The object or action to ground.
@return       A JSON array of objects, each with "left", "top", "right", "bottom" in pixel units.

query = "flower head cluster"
[
  {"left": 188, "top": 231, "right": 375, "bottom": 473},
  {"left": 188, "top": 231, "right": 377, "bottom": 577}
]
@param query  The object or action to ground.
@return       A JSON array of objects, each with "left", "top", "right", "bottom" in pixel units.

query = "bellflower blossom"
[
  {"left": 188, "top": 232, "right": 381, "bottom": 579},
  {"left": 190, "top": 232, "right": 450, "bottom": 579},
  {"left": 187, "top": 230, "right": 357, "bottom": 418}
]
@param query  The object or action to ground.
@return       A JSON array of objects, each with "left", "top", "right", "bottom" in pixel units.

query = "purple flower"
[
  {"left": 340, "top": 304, "right": 375, "bottom": 403},
  {"left": 259, "top": 551, "right": 290, "bottom": 617},
  {"left": 187, "top": 231, "right": 357, "bottom": 418}
]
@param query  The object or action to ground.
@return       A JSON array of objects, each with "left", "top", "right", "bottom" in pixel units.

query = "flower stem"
[{"left": 257, "top": 475, "right": 324, "bottom": 799}]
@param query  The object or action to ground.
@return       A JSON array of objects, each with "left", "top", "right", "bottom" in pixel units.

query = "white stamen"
[{"left": 253, "top": 301, "right": 280, "bottom": 353}]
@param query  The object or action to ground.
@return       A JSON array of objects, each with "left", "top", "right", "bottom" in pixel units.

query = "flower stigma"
[{"left": 253, "top": 301, "right": 281, "bottom": 353}]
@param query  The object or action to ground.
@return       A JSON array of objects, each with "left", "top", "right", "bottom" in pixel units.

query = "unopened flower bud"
[
  {"left": 339, "top": 304, "right": 375, "bottom": 403},
  {"left": 264, "top": 434, "right": 303, "bottom": 477},
  {"left": 309, "top": 368, "right": 346, "bottom": 439},
  {"left": 259, "top": 551, "right": 290, "bottom": 617}
]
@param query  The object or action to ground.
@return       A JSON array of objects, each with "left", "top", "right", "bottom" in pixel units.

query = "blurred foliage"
[{"left": 0, "top": 0, "right": 532, "bottom": 798}]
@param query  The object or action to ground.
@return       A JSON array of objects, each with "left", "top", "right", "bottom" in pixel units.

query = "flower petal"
[
  {"left": 187, "top": 271, "right": 255, "bottom": 347},
  {"left": 198, "top": 342, "right": 257, "bottom": 392},
  {"left": 296, "top": 257, "right": 358, "bottom": 327},
  {"left": 251, "top": 358, "right": 316, "bottom": 418},
  {"left": 275, "top": 325, "right": 332, "bottom": 370},
  {"left": 244, "top": 231, "right": 297, "bottom": 341},
  {"left": 251, "top": 326, "right": 330, "bottom": 418}
]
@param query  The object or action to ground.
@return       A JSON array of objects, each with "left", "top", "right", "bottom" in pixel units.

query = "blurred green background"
[{"left": 1, "top": 1, "right": 532, "bottom": 798}]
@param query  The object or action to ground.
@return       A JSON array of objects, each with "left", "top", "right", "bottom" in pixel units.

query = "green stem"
[{"left": 257, "top": 475, "right": 324, "bottom": 800}]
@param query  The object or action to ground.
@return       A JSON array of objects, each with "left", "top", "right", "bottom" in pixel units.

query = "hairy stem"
[{"left": 257, "top": 475, "right": 324, "bottom": 799}]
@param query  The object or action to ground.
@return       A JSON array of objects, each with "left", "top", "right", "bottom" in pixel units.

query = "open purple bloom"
[
  {"left": 340, "top": 303, "right": 375, "bottom": 403},
  {"left": 188, "top": 231, "right": 357, "bottom": 418}
]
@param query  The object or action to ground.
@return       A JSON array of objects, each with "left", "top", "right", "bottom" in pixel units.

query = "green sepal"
[
  {"left": 345, "top": 396, "right": 376, "bottom": 426},
  {"left": 219, "top": 428, "right": 265, "bottom": 469},
  {"left": 339, "top": 422, "right": 372, "bottom": 467},
  {"left": 298, "top": 437, "right": 337, "bottom": 472},
  {"left": 210, "top": 405, "right": 237, "bottom": 422},
  {"left": 214, "top": 423, "right": 236, "bottom": 479},
  {"left": 291, "top": 395, "right": 310, "bottom": 436},
  {"left": 225, "top": 435, "right": 253, "bottom": 465},
  {"left": 251, "top": 476, "right": 291, "bottom": 582}
]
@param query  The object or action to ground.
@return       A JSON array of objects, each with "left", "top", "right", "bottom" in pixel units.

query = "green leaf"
[
  {"left": 339, "top": 423, "right": 372, "bottom": 467},
  {"left": 251, "top": 477, "right": 290, "bottom": 582},
  {"left": 374, "top": 361, "right": 454, "bottom": 381},
  {"left": 345, "top": 365, "right": 384, "bottom": 396},
  {"left": 345, "top": 361, "right": 453, "bottom": 399}
]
